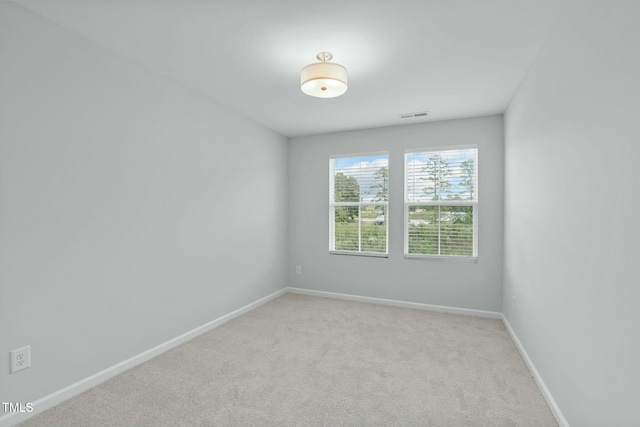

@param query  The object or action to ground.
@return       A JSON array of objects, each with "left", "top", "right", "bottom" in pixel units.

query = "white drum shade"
[{"left": 301, "top": 60, "right": 348, "bottom": 98}]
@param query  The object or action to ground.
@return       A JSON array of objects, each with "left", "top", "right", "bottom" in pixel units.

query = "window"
[
  {"left": 330, "top": 153, "right": 389, "bottom": 256},
  {"left": 405, "top": 146, "right": 478, "bottom": 259}
]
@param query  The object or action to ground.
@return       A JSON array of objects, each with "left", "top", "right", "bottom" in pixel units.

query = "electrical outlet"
[
  {"left": 295, "top": 265, "right": 302, "bottom": 275},
  {"left": 11, "top": 346, "right": 30, "bottom": 374}
]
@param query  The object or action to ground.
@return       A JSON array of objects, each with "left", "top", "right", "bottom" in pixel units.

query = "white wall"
[
  {"left": 289, "top": 116, "right": 504, "bottom": 312},
  {"left": 0, "top": 3, "right": 287, "bottom": 406},
  {"left": 503, "top": 0, "right": 640, "bottom": 425}
]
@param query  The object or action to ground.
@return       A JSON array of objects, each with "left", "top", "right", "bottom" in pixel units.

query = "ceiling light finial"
[
  {"left": 316, "top": 52, "right": 332, "bottom": 62},
  {"left": 301, "top": 52, "right": 348, "bottom": 98}
]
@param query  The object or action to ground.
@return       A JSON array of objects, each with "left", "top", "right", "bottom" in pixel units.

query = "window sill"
[
  {"left": 330, "top": 251, "right": 389, "bottom": 258},
  {"left": 404, "top": 254, "right": 478, "bottom": 263}
]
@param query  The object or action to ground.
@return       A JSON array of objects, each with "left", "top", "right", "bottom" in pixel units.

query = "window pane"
[
  {"left": 406, "top": 149, "right": 477, "bottom": 202},
  {"left": 407, "top": 205, "right": 474, "bottom": 256},
  {"left": 407, "top": 206, "right": 439, "bottom": 255},
  {"left": 361, "top": 205, "right": 387, "bottom": 253},
  {"left": 333, "top": 155, "right": 388, "bottom": 202},
  {"left": 333, "top": 206, "right": 359, "bottom": 251},
  {"left": 334, "top": 172, "right": 360, "bottom": 202},
  {"left": 440, "top": 206, "right": 473, "bottom": 256},
  {"left": 333, "top": 205, "right": 387, "bottom": 253}
]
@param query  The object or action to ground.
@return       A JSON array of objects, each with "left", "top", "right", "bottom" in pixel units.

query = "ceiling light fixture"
[{"left": 301, "top": 52, "right": 348, "bottom": 98}]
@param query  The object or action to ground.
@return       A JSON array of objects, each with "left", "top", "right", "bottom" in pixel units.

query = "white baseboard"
[
  {"left": 0, "top": 287, "right": 287, "bottom": 427},
  {"left": 286, "top": 287, "right": 502, "bottom": 319},
  {"left": 501, "top": 314, "right": 569, "bottom": 427},
  {"left": 2, "top": 287, "right": 567, "bottom": 427}
]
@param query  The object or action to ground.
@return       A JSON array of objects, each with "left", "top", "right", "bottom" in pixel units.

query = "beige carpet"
[{"left": 20, "top": 293, "right": 557, "bottom": 426}]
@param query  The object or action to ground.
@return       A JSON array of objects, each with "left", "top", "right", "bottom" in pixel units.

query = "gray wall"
[
  {"left": 289, "top": 116, "right": 504, "bottom": 312},
  {"left": 0, "top": 4, "right": 288, "bottom": 404},
  {"left": 503, "top": 0, "right": 640, "bottom": 425}
]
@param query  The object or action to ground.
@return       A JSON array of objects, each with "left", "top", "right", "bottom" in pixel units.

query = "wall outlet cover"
[{"left": 11, "top": 345, "right": 31, "bottom": 374}]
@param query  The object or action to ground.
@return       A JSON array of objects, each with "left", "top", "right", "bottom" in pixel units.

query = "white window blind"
[
  {"left": 404, "top": 146, "right": 478, "bottom": 259},
  {"left": 330, "top": 153, "right": 389, "bottom": 256}
]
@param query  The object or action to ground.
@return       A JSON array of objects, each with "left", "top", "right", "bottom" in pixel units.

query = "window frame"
[
  {"left": 403, "top": 145, "right": 478, "bottom": 262},
  {"left": 329, "top": 151, "right": 389, "bottom": 258}
]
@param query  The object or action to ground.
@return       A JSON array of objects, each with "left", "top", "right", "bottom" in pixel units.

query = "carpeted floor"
[{"left": 20, "top": 293, "right": 557, "bottom": 426}]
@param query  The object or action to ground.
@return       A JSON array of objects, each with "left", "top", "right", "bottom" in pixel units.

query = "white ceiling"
[{"left": 15, "top": 0, "right": 557, "bottom": 137}]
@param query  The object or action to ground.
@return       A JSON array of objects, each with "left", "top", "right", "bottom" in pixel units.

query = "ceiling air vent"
[{"left": 398, "top": 111, "right": 429, "bottom": 119}]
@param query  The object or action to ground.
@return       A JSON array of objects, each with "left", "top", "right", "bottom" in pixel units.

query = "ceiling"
[{"left": 14, "top": 0, "right": 557, "bottom": 137}]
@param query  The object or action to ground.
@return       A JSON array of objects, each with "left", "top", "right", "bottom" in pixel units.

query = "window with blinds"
[
  {"left": 405, "top": 146, "right": 478, "bottom": 259},
  {"left": 330, "top": 153, "right": 389, "bottom": 256}
]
